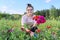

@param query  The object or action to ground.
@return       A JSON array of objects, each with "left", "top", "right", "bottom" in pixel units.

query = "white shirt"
[{"left": 21, "top": 15, "right": 36, "bottom": 26}]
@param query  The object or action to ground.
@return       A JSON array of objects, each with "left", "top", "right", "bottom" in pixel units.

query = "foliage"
[{"left": 0, "top": 19, "right": 60, "bottom": 40}]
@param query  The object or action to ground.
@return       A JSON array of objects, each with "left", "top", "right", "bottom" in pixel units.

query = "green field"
[{"left": 0, "top": 19, "right": 60, "bottom": 40}]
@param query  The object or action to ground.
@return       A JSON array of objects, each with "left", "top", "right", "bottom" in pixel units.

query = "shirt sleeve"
[{"left": 21, "top": 15, "right": 27, "bottom": 25}]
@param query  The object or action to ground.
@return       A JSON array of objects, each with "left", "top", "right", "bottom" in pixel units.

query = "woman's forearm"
[{"left": 33, "top": 23, "right": 37, "bottom": 27}]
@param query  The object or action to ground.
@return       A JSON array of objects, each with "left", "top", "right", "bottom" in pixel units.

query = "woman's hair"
[{"left": 26, "top": 4, "right": 34, "bottom": 10}]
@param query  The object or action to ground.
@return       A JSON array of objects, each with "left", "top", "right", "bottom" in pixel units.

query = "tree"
[
  {"left": 34, "top": 10, "right": 41, "bottom": 15},
  {"left": 49, "top": 5, "right": 57, "bottom": 19}
]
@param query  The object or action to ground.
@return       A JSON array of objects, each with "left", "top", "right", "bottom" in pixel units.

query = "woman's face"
[{"left": 26, "top": 7, "right": 34, "bottom": 15}]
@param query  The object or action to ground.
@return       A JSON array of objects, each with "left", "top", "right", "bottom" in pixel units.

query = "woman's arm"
[
  {"left": 21, "top": 15, "right": 26, "bottom": 30},
  {"left": 33, "top": 20, "right": 37, "bottom": 27},
  {"left": 21, "top": 15, "right": 29, "bottom": 31}
]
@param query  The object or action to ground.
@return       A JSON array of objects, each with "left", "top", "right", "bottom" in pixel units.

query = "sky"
[{"left": 0, "top": 0, "right": 60, "bottom": 14}]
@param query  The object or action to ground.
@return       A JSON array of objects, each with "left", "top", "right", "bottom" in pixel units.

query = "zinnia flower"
[
  {"left": 46, "top": 26, "right": 51, "bottom": 29},
  {"left": 38, "top": 16, "right": 46, "bottom": 23},
  {"left": 8, "top": 29, "right": 13, "bottom": 33},
  {"left": 33, "top": 15, "right": 46, "bottom": 24},
  {"left": 36, "top": 19, "right": 41, "bottom": 24},
  {"left": 33, "top": 15, "right": 39, "bottom": 21},
  {"left": 36, "top": 29, "right": 41, "bottom": 33}
]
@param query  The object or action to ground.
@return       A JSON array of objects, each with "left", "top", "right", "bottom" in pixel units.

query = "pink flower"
[
  {"left": 8, "top": 29, "right": 13, "bottom": 33},
  {"left": 36, "top": 19, "right": 41, "bottom": 24},
  {"left": 38, "top": 16, "right": 46, "bottom": 23},
  {"left": 33, "top": 15, "right": 46, "bottom": 24}
]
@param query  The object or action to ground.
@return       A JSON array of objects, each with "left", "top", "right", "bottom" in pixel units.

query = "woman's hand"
[{"left": 25, "top": 28, "right": 31, "bottom": 33}]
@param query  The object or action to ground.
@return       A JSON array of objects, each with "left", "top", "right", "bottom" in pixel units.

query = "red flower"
[
  {"left": 46, "top": 26, "right": 51, "bottom": 29},
  {"left": 36, "top": 29, "right": 41, "bottom": 33},
  {"left": 21, "top": 27, "right": 25, "bottom": 31},
  {"left": 33, "top": 15, "right": 39, "bottom": 21},
  {"left": 33, "top": 15, "right": 46, "bottom": 25}
]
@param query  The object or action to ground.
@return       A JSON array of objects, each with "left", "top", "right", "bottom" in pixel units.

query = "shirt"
[{"left": 21, "top": 14, "right": 36, "bottom": 26}]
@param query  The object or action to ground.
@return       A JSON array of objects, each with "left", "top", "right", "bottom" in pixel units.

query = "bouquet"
[{"left": 33, "top": 15, "right": 46, "bottom": 24}]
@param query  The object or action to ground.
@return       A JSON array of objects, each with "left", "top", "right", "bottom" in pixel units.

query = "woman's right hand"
[{"left": 25, "top": 28, "right": 31, "bottom": 33}]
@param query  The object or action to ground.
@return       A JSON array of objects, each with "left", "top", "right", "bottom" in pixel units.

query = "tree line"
[
  {"left": 0, "top": 5, "right": 60, "bottom": 20},
  {"left": 34, "top": 5, "right": 60, "bottom": 20}
]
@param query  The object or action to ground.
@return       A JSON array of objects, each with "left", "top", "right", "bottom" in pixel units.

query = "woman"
[{"left": 21, "top": 4, "right": 38, "bottom": 36}]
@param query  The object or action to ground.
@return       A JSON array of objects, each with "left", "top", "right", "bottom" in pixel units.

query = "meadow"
[{"left": 0, "top": 19, "right": 60, "bottom": 40}]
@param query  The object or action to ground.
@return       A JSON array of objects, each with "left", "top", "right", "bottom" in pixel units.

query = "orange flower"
[
  {"left": 36, "top": 29, "right": 41, "bottom": 33},
  {"left": 46, "top": 26, "right": 51, "bottom": 29},
  {"left": 33, "top": 15, "right": 39, "bottom": 21}
]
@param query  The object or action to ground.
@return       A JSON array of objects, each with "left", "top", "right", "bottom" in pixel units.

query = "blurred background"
[{"left": 0, "top": 0, "right": 60, "bottom": 20}]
